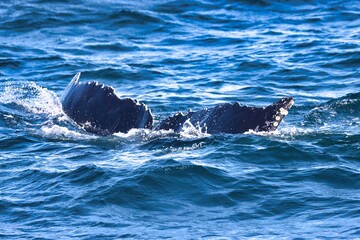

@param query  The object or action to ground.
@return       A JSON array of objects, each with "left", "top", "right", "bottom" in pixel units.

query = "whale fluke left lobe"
[{"left": 61, "top": 73, "right": 153, "bottom": 135}]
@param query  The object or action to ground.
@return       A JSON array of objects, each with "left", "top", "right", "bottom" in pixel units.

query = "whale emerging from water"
[{"left": 61, "top": 73, "right": 294, "bottom": 135}]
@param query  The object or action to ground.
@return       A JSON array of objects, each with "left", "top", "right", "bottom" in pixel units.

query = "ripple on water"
[{"left": 0, "top": 0, "right": 359, "bottom": 238}]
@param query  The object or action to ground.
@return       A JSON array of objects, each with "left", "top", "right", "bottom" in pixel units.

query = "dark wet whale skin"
[
  {"left": 61, "top": 73, "right": 153, "bottom": 135},
  {"left": 61, "top": 73, "right": 293, "bottom": 135},
  {"left": 156, "top": 97, "right": 294, "bottom": 134}
]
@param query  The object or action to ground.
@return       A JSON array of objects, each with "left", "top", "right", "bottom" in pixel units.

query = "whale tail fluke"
[{"left": 60, "top": 73, "right": 293, "bottom": 135}]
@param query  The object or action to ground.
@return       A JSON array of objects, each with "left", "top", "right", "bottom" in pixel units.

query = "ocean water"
[{"left": 0, "top": 0, "right": 359, "bottom": 238}]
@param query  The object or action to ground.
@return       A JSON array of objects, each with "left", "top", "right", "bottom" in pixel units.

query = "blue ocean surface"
[{"left": 0, "top": 0, "right": 359, "bottom": 239}]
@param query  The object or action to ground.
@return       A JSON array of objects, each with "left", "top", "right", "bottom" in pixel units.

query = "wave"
[
  {"left": 305, "top": 92, "right": 360, "bottom": 128},
  {"left": 73, "top": 160, "right": 236, "bottom": 209}
]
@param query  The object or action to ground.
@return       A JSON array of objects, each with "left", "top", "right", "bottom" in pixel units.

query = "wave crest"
[{"left": 305, "top": 92, "right": 360, "bottom": 126}]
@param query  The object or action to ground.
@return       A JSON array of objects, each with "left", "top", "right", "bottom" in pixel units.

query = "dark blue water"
[{"left": 0, "top": 0, "right": 359, "bottom": 238}]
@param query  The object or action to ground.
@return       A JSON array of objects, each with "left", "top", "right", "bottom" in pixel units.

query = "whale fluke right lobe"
[{"left": 156, "top": 97, "right": 294, "bottom": 134}]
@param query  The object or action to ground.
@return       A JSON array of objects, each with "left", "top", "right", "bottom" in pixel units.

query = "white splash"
[
  {"left": 179, "top": 119, "right": 210, "bottom": 138},
  {"left": 0, "top": 81, "right": 93, "bottom": 140},
  {"left": 0, "top": 81, "right": 64, "bottom": 117}
]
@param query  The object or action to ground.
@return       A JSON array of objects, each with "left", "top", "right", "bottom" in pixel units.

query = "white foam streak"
[
  {"left": 40, "top": 125, "right": 96, "bottom": 140},
  {"left": 113, "top": 122, "right": 210, "bottom": 141},
  {"left": 245, "top": 126, "right": 313, "bottom": 138},
  {"left": 219, "top": 84, "right": 249, "bottom": 92},
  {"left": 113, "top": 128, "right": 177, "bottom": 142}
]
